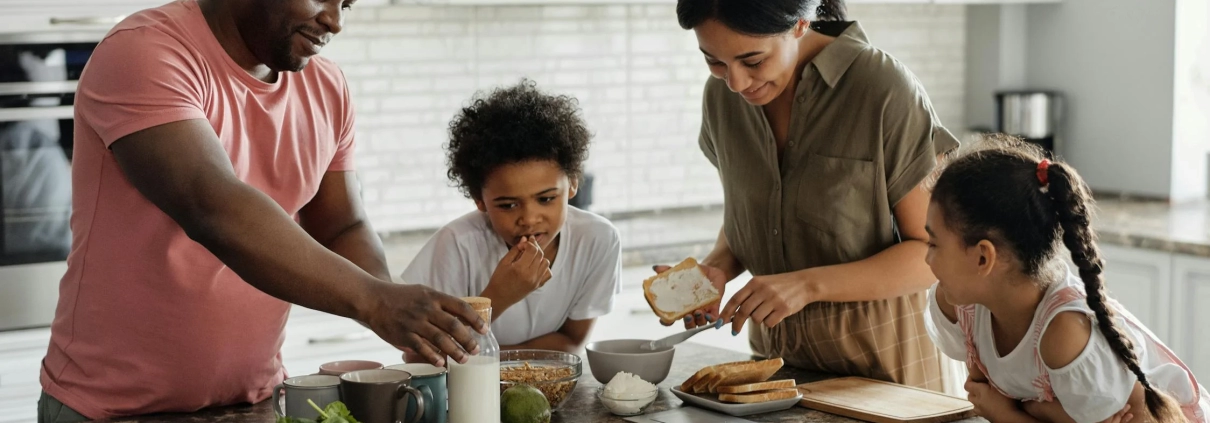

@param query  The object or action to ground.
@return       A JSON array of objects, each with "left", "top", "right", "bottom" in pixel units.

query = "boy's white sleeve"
[
  {"left": 924, "top": 283, "right": 969, "bottom": 362},
  {"left": 400, "top": 228, "right": 473, "bottom": 297},
  {"left": 567, "top": 227, "right": 623, "bottom": 321}
]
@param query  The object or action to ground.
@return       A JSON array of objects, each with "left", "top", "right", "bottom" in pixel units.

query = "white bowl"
[
  {"left": 584, "top": 339, "right": 674, "bottom": 385},
  {"left": 596, "top": 386, "right": 658, "bottom": 416}
]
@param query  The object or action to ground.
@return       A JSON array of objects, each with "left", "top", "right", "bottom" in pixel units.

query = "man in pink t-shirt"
[{"left": 37, "top": 0, "right": 487, "bottom": 420}]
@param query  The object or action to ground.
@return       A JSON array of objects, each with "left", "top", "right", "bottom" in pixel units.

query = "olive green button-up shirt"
[
  {"left": 698, "top": 22, "right": 960, "bottom": 389},
  {"left": 700, "top": 21, "right": 960, "bottom": 278}
]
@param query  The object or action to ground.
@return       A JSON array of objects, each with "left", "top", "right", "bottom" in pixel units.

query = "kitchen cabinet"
[
  {"left": 1099, "top": 244, "right": 1173, "bottom": 341},
  {"left": 0, "top": 2, "right": 137, "bottom": 35},
  {"left": 1170, "top": 255, "right": 1210, "bottom": 381},
  {"left": 933, "top": 0, "right": 1059, "bottom": 3},
  {"left": 0, "top": 0, "right": 389, "bottom": 35},
  {"left": 398, "top": 0, "right": 1056, "bottom": 5},
  {"left": 1091, "top": 245, "right": 1209, "bottom": 381}
]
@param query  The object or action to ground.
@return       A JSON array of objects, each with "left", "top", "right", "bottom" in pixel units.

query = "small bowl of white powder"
[{"left": 597, "top": 371, "right": 659, "bottom": 416}]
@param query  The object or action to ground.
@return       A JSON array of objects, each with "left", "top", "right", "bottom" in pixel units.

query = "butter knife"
[{"left": 642, "top": 318, "right": 724, "bottom": 351}]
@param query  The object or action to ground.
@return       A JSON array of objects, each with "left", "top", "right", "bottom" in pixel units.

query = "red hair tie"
[{"left": 1037, "top": 160, "right": 1050, "bottom": 186}]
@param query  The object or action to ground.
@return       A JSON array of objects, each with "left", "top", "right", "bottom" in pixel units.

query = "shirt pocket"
[{"left": 794, "top": 153, "right": 878, "bottom": 258}]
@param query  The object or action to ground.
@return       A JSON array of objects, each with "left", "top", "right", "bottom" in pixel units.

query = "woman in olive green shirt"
[{"left": 663, "top": 0, "right": 959, "bottom": 390}]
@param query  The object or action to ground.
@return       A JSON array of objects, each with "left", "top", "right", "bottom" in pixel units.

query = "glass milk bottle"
[{"left": 448, "top": 296, "right": 500, "bottom": 423}]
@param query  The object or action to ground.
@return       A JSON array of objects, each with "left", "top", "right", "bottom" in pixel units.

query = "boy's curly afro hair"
[{"left": 445, "top": 79, "right": 591, "bottom": 200}]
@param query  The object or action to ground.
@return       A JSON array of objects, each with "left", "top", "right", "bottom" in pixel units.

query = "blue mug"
[{"left": 385, "top": 363, "right": 447, "bottom": 423}]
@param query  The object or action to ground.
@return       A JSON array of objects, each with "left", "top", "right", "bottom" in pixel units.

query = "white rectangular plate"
[{"left": 669, "top": 386, "right": 802, "bottom": 417}]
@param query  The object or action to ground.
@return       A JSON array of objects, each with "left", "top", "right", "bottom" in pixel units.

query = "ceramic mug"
[
  {"left": 385, "top": 363, "right": 447, "bottom": 423},
  {"left": 319, "top": 360, "right": 383, "bottom": 377},
  {"left": 272, "top": 375, "right": 342, "bottom": 420},
  {"left": 340, "top": 369, "right": 425, "bottom": 423}
]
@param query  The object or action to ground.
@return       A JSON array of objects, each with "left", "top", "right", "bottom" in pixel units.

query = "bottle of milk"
[{"left": 448, "top": 296, "right": 500, "bottom": 423}]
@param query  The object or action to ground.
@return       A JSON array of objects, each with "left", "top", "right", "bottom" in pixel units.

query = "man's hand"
[{"left": 363, "top": 283, "right": 487, "bottom": 367}]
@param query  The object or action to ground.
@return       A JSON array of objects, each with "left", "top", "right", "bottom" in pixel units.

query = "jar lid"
[{"left": 460, "top": 296, "right": 492, "bottom": 322}]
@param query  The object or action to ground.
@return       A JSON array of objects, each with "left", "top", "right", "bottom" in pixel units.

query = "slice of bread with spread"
[{"left": 642, "top": 258, "right": 721, "bottom": 325}]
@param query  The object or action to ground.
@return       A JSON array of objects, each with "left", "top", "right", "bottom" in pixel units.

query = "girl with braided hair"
[{"left": 923, "top": 138, "right": 1208, "bottom": 423}]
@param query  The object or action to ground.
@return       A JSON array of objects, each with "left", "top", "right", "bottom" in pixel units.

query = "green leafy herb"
[
  {"left": 308, "top": 399, "right": 361, "bottom": 423},
  {"left": 275, "top": 400, "right": 358, "bottom": 423}
]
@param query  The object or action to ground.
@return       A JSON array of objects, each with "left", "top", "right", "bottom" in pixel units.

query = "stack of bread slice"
[{"left": 679, "top": 358, "right": 798, "bottom": 404}]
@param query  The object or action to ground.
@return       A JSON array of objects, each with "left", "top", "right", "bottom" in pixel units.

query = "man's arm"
[
  {"left": 299, "top": 171, "right": 391, "bottom": 282},
  {"left": 110, "top": 119, "right": 485, "bottom": 366}
]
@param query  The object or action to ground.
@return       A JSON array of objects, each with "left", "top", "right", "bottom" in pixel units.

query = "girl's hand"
[
  {"left": 1099, "top": 404, "right": 1133, "bottom": 423},
  {"left": 1022, "top": 399, "right": 1132, "bottom": 423},
  {"left": 965, "top": 378, "right": 1024, "bottom": 422}
]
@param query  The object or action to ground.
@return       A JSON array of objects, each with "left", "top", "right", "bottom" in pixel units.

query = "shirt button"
[
  {"left": 773, "top": 229, "right": 780, "bottom": 236},
  {"left": 797, "top": 95, "right": 807, "bottom": 103},
  {"left": 788, "top": 141, "right": 795, "bottom": 147}
]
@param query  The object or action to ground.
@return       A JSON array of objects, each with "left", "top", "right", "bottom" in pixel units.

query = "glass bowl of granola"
[{"left": 499, "top": 350, "right": 582, "bottom": 411}]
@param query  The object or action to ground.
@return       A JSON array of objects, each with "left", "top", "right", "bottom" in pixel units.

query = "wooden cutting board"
[{"left": 797, "top": 377, "right": 976, "bottom": 423}]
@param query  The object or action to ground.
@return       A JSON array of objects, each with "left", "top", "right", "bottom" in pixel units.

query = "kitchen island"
[{"left": 103, "top": 342, "right": 981, "bottom": 423}]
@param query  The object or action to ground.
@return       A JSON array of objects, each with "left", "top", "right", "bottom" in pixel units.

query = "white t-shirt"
[{"left": 401, "top": 207, "right": 623, "bottom": 346}]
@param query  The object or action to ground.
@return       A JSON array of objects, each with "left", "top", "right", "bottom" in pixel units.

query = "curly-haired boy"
[{"left": 401, "top": 79, "right": 621, "bottom": 352}]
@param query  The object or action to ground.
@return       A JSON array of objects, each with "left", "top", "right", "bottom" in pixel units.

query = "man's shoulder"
[{"left": 102, "top": 1, "right": 198, "bottom": 45}]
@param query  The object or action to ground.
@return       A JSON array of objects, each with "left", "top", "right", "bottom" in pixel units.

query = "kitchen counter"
[
  {"left": 595, "top": 196, "right": 1210, "bottom": 263},
  {"left": 1094, "top": 196, "right": 1210, "bottom": 257},
  {"left": 100, "top": 342, "right": 981, "bottom": 423}
]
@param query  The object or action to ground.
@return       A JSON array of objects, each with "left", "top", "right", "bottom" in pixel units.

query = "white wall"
[
  {"left": 1023, "top": 0, "right": 1176, "bottom": 198},
  {"left": 1171, "top": 0, "right": 1210, "bottom": 202},
  {"left": 323, "top": 3, "right": 967, "bottom": 233},
  {"left": 964, "top": 4, "right": 1028, "bottom": 131}
]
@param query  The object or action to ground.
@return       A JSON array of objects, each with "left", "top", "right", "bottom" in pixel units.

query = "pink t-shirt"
[{"left": 40, "top": 1, "right": 356, "bottom": 418}]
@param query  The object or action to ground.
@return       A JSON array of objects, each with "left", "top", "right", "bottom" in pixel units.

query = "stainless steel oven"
[{"left": 0, "top": 32, "right": 100, "bottom": 331}]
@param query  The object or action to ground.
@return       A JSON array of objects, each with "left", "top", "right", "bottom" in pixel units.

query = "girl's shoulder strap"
[{"left": 1028, "top": 286, "right": 1088, "bottom": 402}]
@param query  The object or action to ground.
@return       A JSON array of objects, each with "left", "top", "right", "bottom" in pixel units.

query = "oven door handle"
[
  {"left": 49, "top": 16, "right": 127, "bottom": 26},
  {"left": 0, "top": 81, "right": 78, "bottom": 96},
  {"left": 0, "top": 106, "right": 74, "bottom": 123}
]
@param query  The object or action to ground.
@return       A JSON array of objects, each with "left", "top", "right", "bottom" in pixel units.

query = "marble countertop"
[
  {"left": 99, "top": 342, "right": 980, "bottom": 423},
  {"left": 1094, "top": 196, "right": 1210, "bottom": 257},
  {"left": 611, "top": 196, "right": 1210, "bottom": 260}
]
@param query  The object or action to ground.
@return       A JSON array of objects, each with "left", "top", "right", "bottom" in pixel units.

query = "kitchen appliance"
[
  {"left": 995, "top": 90, "right": 1063, "bottom": 155},
  {"left": 0, "top": 32, "right": 101, "bottom": 331}
]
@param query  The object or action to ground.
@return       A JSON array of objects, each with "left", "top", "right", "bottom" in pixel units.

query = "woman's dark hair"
[
  {"left": 676, "top": 0, "right": 847, "bottom": 35},
  {"left": 931, "top": 136, "right": 1186, "bottom": 423},
  {"left": 445, "top": 78, "right": 591, "bottom": 201}
]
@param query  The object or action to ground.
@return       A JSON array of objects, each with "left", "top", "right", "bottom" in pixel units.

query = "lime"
[{"left": 501, "top": 384, "right": 551, "bottom": 423}]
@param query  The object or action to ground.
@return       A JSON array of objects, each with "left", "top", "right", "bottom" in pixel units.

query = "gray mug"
[
  {"left": 340, "top": 369, "right": 425, "bottom": 423},
  {"left": 385, "top": 363, "right": 447, "bottom": 423},
  {"left": 272, "top": 375, "right": 342, "bottom": 420}
]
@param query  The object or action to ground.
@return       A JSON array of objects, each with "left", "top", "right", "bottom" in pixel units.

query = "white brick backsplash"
[
  {"left": 535, "top": 34, "right": 628, "bottom": 56},
  {"left": 320, "top": 3, "right": 965, "bottom": 233}
]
